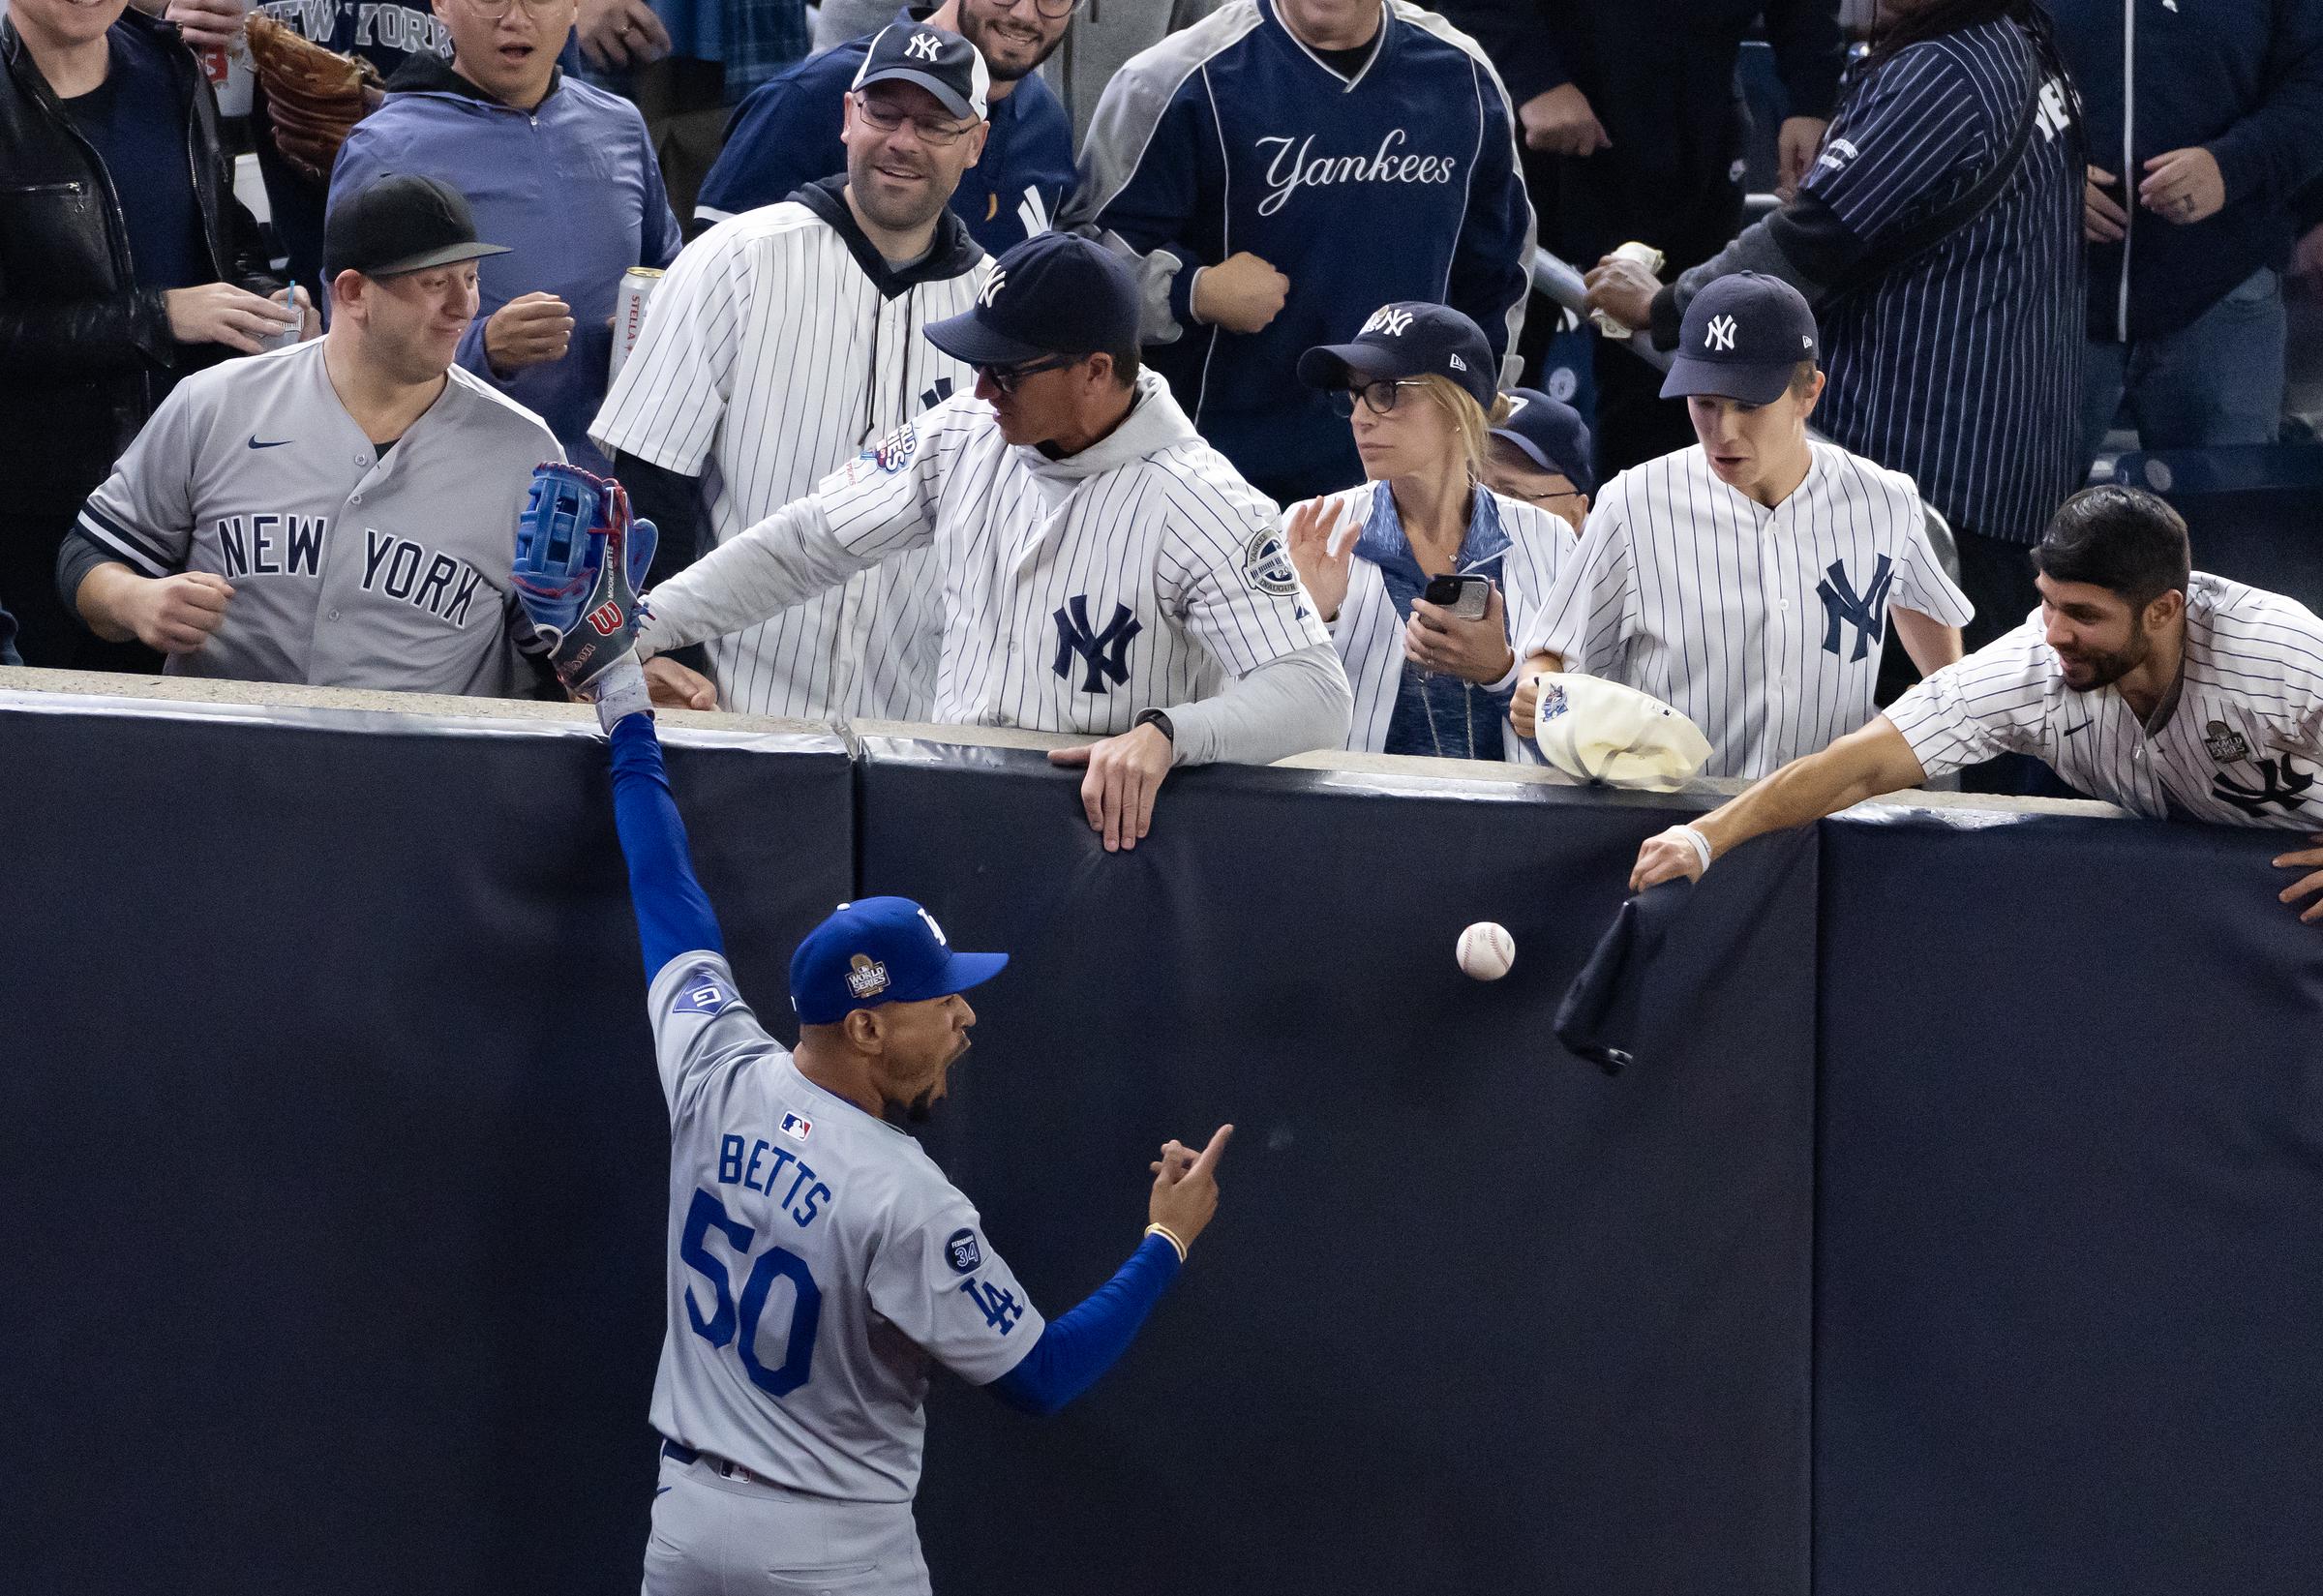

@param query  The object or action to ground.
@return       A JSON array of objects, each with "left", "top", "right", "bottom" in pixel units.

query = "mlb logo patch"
[
  {"left": 779, "top": 1112, "right": 812, "bottom": 1143},
  {"left": 675, "top": 970, "right": 732, "bottom": 1016},
  {"left": 946, "top": 1227, "right": 983, "bottom": 1275}
]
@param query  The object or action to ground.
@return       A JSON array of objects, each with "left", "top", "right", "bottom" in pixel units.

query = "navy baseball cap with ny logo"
[
  {"left": 854, "top": 22, "right": 990, "bottom": 124},
  {"left": 1659, "top": 271, "right": 1821, "bottom": 406},
  {"left": 924, "top": 231, "right": 1141, "bottom": 367},
  {"left": 789, "top": 896, "right": 1008, "bottom": 1024},
  {"left": 1297, "top": 300, "right": 1498, "bottom": 411}
]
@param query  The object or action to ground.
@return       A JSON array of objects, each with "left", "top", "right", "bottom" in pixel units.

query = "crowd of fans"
[{"left": 2, "top": 0, "right": 2320, "bottom": 848}]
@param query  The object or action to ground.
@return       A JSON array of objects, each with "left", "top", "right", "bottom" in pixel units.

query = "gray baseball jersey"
[
  {"left": 589, "top": 197, "right": 987, "bottom": 720},
  {"left": 71, "top": 340, "right": 559, "bottom": 694},
  {"left": 645, "top": 949, "right": 1045, "bottom": 1502},
  {"left": 638, "top": 373, "right": 1330, "bottom": 735},
  {"left": 1886, "top": 572, "right": 2323, "bottom": 828},
  {"left": 1521, "top": 440, "right": 1974, "bottom": 778}
]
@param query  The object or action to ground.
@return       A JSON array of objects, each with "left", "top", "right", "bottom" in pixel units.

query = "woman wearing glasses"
[{"left": 1284, "top": 303, "right": 1580, "bottom": 762}]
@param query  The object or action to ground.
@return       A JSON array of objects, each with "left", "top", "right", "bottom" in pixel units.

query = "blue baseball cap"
[
  {"left": 853, "top": 21, "right": 990, "bottom": 122},
  {"left": 789, "top": 896, "right": 1008, "bottom": 1024},
  {"left": 924, "top": 233, "right": 1141, "bottom": 367},
  {"left": 1297, "top": 301, "right": 1497, "bottom": 411},
  {"left": 1659, "top": 272, "right": 1821, "bottom": 406},
  {"left": 1490, "top": 388, "right": 1594, "bottom": 495}
]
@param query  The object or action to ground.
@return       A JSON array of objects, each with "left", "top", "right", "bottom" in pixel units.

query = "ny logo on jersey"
[
  {"left": 1817, "top": 554, "right": 1895, "bottom": 661},
  {"left": 1361, "top": 305, "right": 1414, "bottom": 338},
  {"left": 1705, "top": 315, "right": 1738, "bottom": 352},
  {"left": 2212, "top": 755, "right": 2317, "bottom": 818},
  {"left": 905, "top": 28, "right": 942, "bottom": 61},
  {"left": 1052, "top": 595, "right": 1142, "bottom": 692},
  {"left": 919, "top": 376, "right": 955, "bottom": 412},
  {"left": 979, "top": 267, "right": 1007, "bottom": 308}
]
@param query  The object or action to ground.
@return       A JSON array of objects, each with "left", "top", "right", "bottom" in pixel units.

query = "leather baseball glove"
[{"left": 245, "top": 15, "right": 385, "bottom": 184}]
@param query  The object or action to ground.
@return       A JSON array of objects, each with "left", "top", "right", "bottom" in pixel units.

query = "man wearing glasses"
[
  {"left": 331, "top": 0, "right": 683, "bottom": 477},
  {"left": 589, "top": 23, "right": 997, "bottom": 720},
  {"left": 1482, "top": 388, "right": 1593, "bottom": 538},
  {"left": 628, "top": 231, "right": 1354, "bottom": 850},
  {"left": 695, "top": 0, "right": 1076, "bottom": 253}
]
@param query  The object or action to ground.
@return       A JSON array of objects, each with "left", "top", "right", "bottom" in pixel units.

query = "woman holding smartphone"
[{"left": 1284, "top": 302, "right": 1581, "bottom": 761}]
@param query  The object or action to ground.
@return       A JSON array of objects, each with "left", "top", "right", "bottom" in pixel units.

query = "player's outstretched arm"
[
  {"left": 987, "top": 1125, "right": 1233, "bottom": 1418},
  {"left": 1632, "top": 716, "right": 1926, "bottom": 891}
]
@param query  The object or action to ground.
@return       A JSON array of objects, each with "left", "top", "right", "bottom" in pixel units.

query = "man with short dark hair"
[
  {"left": 1634, "top": 486, "right": 2323, "bottom": 920},
  {"left": 630, "top": 230, "right": 1354, "bottom": 849}
]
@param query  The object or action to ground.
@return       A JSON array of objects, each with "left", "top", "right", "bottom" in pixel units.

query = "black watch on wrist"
[{"left": 1133, "top": 708, "right": 1175, "bottom": 743}]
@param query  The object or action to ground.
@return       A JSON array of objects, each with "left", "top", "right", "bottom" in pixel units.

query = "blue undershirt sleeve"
[
  {"left": 987, "top": 1233, "right": 1183, "bottom": 1418},
  {"left": 607, "top": 711, "right": 725, "bottom": 979}
]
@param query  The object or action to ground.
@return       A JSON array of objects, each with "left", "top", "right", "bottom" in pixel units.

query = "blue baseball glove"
[{"left": 512, "top": 462, "right": 659, "bottom": 696}]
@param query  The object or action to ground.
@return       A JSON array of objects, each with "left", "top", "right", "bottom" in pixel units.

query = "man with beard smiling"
[
  {"left": 591, "top": 22, "right": 994, "bottom": 720},
  {"left": 693, "top": 0, "right": 1075, "bottom": 252},
  {"left": 1631, "top": 486, "right": 2323, "bottom": 925}
]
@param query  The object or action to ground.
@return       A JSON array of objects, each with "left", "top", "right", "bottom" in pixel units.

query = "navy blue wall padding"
[
  {"left": 0, "top": 704, "right": 853, "bottom": 1595},
  {"left": 1812, "top": 806, "right": 2323, "bottom": 1596},
  {"left": 857, "top": 739, "right": 1818, "bottom": 1596}
]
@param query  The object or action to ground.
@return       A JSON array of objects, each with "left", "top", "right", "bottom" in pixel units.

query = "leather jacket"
[{"left": 0, "top": 10, "right": 279, "bottom": 517}]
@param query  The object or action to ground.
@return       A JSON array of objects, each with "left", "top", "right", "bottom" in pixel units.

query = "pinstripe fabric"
[
  {"left": 1805, "top": 18, "right": 2085, "bottom": 544},
  {"left": 1886, "top": 573, "right": 2323, "bottom": 828},
  {"left": 589, "top": 202, "right": 988, "bottom": 720},
  {"left": 1312, "top": 478, "right": 1574, "bottom": 759},
  {"left": 804, "top": 374, "right": 1330, "bottom": 732},
  {"left": 1520, "top": 440, "right": 1974, "bottom": 779}
]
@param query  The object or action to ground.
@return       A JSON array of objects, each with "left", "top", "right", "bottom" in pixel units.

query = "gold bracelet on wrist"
[{"left": 1143, "top": 1221, "right": 1189, "bottom": 1264}]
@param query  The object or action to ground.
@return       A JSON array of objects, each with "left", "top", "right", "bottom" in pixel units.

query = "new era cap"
[
  {"left": 1531, "top": 674, "right": 1713, "bottom": 792},
  {"left": 1659, "top": 271, "right": 1820, "bottom": 406},
  {"left": 789, "top": 896, "right": 1008, "bottom": 1025},
  {"left": 1298, "top": 301, "right": 1497, "bottom": 411},
  {"left": 923, "top": 231, "right": 1140, "bottom": 367},
  {"left": 854, "top": 21, "right": 990, "bottom": 122},
  {"left": 323, "top": 173, "right": 511, "bottom": 280},
  {"left": 1490, "top": 388, "right": 1595, "bottom": 496}
]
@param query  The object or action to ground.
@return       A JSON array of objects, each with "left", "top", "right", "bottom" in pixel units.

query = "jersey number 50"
[{"left": 679, "top": 1188, "right": 822, "bottom": 1397}]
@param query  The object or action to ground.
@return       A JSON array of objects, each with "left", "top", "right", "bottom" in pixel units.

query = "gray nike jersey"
[
  {"left": 646, "top": 951, "right": 1046, "bottom": 1502},
  {"left": 71, "top": 340, "right": 560, "bottom": 695}
]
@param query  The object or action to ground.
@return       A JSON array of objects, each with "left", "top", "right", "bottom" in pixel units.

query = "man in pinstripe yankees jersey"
[
  {"left": 1510, "top": 274, "right": 1972, "bottom": 781},
  {"left": 590, "top": 23, "right": 997, "bottom": 720},
  {"left": 1634, "top": 488, "right": 2323, "bottom": 925},
  {"left": 631, "top": 231, "right": 1354, "bottom": 849}
]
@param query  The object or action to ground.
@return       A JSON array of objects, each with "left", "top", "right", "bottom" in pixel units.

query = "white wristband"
[
  {"left": 1675, "top": 824, "right": 1713, "bottom": 875},
  {"left": 587, "top": 653, "right": 652, "bottom": 735}
]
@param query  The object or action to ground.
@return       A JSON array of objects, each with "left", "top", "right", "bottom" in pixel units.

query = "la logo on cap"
[
  {"left": 846, "top": 952, "right": 890, "bottom": 999},
  {"left": 1705, "top": 315, "right": 1737, "bottom": 351},
  {"left": 1361, "top": 306, "right": 1413, "bottom": 338},
  {"left": 906, "top": 29, "right": 942, "bottom": 61},
  {"left": 979, "top": 267, "right": 1007, "bottom": 308}
]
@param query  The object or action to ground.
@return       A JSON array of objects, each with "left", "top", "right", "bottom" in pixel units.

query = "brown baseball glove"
[{"left": 244, "top": 15, "right": 385, "bottom": 185}]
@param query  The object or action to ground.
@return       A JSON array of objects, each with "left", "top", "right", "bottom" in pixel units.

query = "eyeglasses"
[
  {"left": 977, "top": 354, "right": 1082, "bottom": 394},
  {"left": 1506, "top": 483, "right": 1586, "bottom": 505},
  {"left": 987, "top": 0, "right": 1087, "bottom": 20},
  {"left": 852, "top": 92, "right": 980, "bottom": 147},
  {"left": 462, "top": 0, "right": 572, "bottom": 16},
  {"left": 1329, "top": 378, "right": 1428, "bottom": 418}
]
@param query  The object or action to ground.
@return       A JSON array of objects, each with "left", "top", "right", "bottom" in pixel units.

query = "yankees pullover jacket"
[{"left": 1067, "top": 0, "right": 1534, "bottom": 499}]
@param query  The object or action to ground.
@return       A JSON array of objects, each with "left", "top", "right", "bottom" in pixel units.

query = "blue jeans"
[{"left": 2082, "top": 266, "right": 2287, "bottom": 458}]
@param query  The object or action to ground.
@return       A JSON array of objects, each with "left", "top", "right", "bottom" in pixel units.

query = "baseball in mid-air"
[{"left": 1456, "top": 921, "right": 1515, "bottom": 980}]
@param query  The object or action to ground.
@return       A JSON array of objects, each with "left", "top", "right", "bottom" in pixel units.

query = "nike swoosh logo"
[
  {"left": 2064, "top": 720, "right": 2093, "bottom": 738},
  {"left": 654, "top": 1486, "right": 672, "bottom": 1497},
  {"left": 247, "top": 436, "right": 292, "bottom": 449}
]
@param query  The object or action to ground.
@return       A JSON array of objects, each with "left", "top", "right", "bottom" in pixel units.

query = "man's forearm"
[
  {"left": 1163, "top": 644, "right": 1352, "bottom": 767},
  {"left": 1694, "top": 720, "right": 1927, "bottom": 860},
  {"left": 1891, "top": 607, "right": 1965, "bottom": 677},
  {"left": 68, "top": 560, "right": 142, "bottom": 644},
  {"left": 639, "top": 497, "right": 865, "bottom": 655}
]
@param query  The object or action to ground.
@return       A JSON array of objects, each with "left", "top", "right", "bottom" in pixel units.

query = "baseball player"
[
  {"left": 631, "top": 231, "right": 1354, "bottom": 850},
  {"left": 1282, "top": 304, "right": 1576, "bottom": 761},
  {"left": 1634, "top": 487, "right": 2323, "bottom": 926},
  {"left": 505, "top": 473, "right": 1231, "bottom": 1595},
  {"left": 590, "top": 22, "right": 995, "bottom": 720},
  {"left": 1582, "top": 0, "right": 2085, "bottom": 649},
  {"left": 60, "top": 175, "right": 561, "bottom": 695},
  {"left": 1509, "top": 274, "right": 1973, "bottom": 780}
]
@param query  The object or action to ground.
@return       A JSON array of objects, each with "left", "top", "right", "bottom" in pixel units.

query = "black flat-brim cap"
[{"left": 324, "top": 172, "right": 512, "bottom": 280}]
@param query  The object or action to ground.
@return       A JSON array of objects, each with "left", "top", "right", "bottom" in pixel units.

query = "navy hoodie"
[{"left": 2049, "top": 0, "right": 2323, "bottom": 341}]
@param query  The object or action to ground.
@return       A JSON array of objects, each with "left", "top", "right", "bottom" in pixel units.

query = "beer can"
[
  {"left": 1589, "top": 241, "right": 1665, "bottom": 342},
  {"left": 610, "top": 266, "right": 665, "bottom": 382},
  {"left": 198, "top": 9, "right": 255, "bottom": 119}
]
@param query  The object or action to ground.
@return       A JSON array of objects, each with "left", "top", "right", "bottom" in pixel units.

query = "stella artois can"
[{"left": 610, "top": 266, "right": 664, "bottom": 381}]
